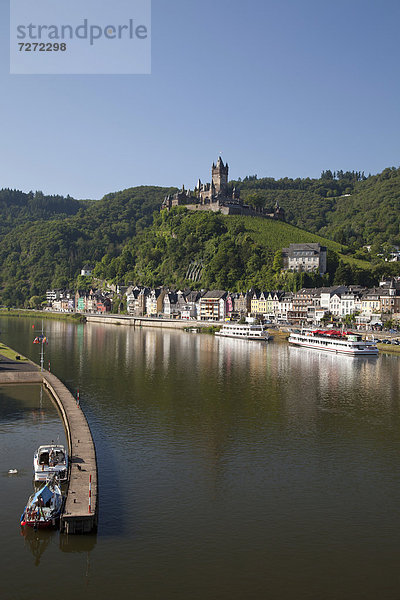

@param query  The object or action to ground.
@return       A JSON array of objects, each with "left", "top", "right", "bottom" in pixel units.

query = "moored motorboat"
[
  {"left": 20, "top": 477, "right": 63, "bottom": 529},
  {"left": 34, "top": 444, "right": 68, "bottom": 482}
]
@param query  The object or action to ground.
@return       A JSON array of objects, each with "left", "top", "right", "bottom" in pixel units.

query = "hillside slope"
[
  {"left": 0, "top": 186, "right": 173, "bottom": 305},
  {"left": 1, "top": 167, "right": 399, "bottom": 305},
  {"left": 92, "top": 209, "right": 374, "bottom": 292},
  {"left": 235, "top": 166, "right": 400, "bottom": 247}
]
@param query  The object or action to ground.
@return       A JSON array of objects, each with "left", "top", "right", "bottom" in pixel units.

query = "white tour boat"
[
  {"left": 288, "top": 329, "right": 378, "bottom": 356},
  {"left": 34, "top": 444, "right": 68, "bottom": 482},
  {"left": 215, "top": 323, "right": 273, "bottom": 341}
]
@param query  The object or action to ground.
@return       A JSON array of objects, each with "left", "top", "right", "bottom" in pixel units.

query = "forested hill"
[
  {"left": 0, "top": 186, "right": 175, "bottom": 305},
  {"left": 0, "top": 189, "right": 81, "bottom": 236},
  {"left": 92, "top": 208, "right": 377, "bottom": 293},
  {"left": 234, "top": 166, "right": 400, "bottom": 248},
  {"left": 0, "top": 163, "right": 399, "bottom": 306},
  {"left": 0, "top": 186, "right": 171, "bottom": 234}
]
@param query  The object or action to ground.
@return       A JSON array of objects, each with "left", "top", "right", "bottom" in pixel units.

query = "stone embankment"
[
  {"left": 86, "top": 314, "right": 196, "bottom": 329},
  {"left": 0, "top": 350, "right": 97, "bottom": 534}
]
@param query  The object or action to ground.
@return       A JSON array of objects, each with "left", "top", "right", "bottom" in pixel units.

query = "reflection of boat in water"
[
  {"left": 34, "top": 444, "right": 68, "bottom": 482},
  {"left": 288, "top": 344, "right": 378, "bottom": 366},
  {"left": 288, "top": 329, "right": 378, "bottom": 356},
  {"left": 215, "top": 323, "right": 273, "bottom": 341},
  {"left": 20, "top": 477, "right": 63, "bottom": 529},
  {"left": 21, "top": 527, "right": 52, "bottom": 566}
]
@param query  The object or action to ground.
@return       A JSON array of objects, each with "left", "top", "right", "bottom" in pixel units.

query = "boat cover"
[{"left": 31, "top": 484, "right": 54, "bottom": 505}]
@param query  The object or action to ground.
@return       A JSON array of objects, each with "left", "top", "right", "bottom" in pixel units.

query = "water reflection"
[
  {"left": 60, "top": 533, "right": 97, "bottom": 553},
  {"left": 2, "top": 318, "right": 400, "bottom": 600},
  {"left": 21, "top": 527, "right": 52, "bottom": 567},
  {"left": 0, "top": 385, "right": 48, "bottom": 426}
]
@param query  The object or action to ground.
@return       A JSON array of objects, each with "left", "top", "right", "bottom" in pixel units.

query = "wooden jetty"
[{"left": 0, "top": 351, "right": 97, "bottom": 534}]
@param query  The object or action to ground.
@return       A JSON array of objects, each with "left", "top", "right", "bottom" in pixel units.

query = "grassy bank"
[
  {"left": 0, "top": 309, "right": 86, "bottom": 323},
  {"left": 0, "top": 342, "right": 28, "bottom": 361},
  {"left": 376, "top": 343, "right": 400, "bottom": 355},
  {"left": 184, "top": 325, "right": 222, "bottom": 335},
  {"left": 271, "top": 329, "right": 290, "bottom": 341}
]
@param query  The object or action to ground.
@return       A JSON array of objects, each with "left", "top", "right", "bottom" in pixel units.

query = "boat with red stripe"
[{"left": 288, "top": 328, "right": 379, "bottom": 355}]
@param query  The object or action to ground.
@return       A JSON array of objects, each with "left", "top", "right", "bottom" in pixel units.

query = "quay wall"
[
  {"left": 0, "top": 371, "right": 43, "bottom": 384},
  {"left": 0, "top": 356, "right": 97, "bottom": 534},
  {"left": 42, "top": 372, "right": 98, "bottom": 535},
  {"left": 86, "top": 315, "right": 202, "bottom": 329}
]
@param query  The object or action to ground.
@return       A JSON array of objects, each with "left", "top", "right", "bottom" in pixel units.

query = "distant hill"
[
  {"left": 0, "top": 186, "right": 174, "bottom": 305},
  {"left": 0, "top": 165, "right": 399, "bottom": 306},
  {"left": 0, "top": 189, "right": 81, "bottom": 236}
]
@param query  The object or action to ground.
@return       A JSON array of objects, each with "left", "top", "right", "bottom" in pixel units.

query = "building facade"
[{"left": 282, "top": 243, "right": 327, "bottom": 274}]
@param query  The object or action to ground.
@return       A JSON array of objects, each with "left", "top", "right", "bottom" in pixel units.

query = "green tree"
[
  {"left": 29, "top": 295, "right": 44, "bottom": 309},
  {"left": 333, "top": 261, "right": 352, "bottom": 285},
  {"left": 272, "top": 250, "right": 283, "bottom": 273}
]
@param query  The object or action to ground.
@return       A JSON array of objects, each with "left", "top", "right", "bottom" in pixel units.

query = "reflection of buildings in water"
[
  {"left": 161, "top": 331, "right": 171, "bottom": 372},
  {"left": 53, "top": 321, "right": 399, "bottom": 437},
  {"left": 144, "top": 329, "right": 158, "bottom": 373},
  {"left": 30, "top": 408, "right": 46, "bottom": 423},
  {"left": 76, "top": 323, "right": 86, "bottom": 377},
  {"left": 0, "top": 385, "right": 53, "bottom": 425},
  {"left": 214, "top": 337, "right": 267, "bottom": 381}
]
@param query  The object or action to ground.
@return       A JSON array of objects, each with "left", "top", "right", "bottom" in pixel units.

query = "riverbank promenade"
[{"left": 0, "top": 350, "right": 97, "bottom": 534}]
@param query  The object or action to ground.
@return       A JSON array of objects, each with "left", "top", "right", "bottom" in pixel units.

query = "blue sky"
[{"left": 1, "top": 0, "right": 400, "bottom": 198}]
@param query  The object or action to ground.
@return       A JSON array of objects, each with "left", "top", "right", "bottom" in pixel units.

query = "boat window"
[{"left": 39, "top": 452, "right": 49, "bottom": 465}]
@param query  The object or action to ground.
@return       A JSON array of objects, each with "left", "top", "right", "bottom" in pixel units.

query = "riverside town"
[
  {"left": 44, "top": 274, "right": 400, "bottom": 330},
  {"left": 3, "top": 1, "right": 400, "bottom": 592}
]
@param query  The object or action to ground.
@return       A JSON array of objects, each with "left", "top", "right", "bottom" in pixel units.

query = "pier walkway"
[{"left": 0, "top": 352, "right": 97, "bottom": 534}]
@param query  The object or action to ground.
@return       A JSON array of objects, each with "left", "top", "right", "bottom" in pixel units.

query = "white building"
[
  {"left": 282, "top": 243, "right": 327, "bottom": 274},
  {"left": 80, "top": 265, "right": 93, "bottom": 276},
  {"left": 276, "top": 293, "right": 293, "bottom": 321}
]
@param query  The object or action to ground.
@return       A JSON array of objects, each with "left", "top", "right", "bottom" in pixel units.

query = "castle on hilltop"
[{"left": 161, "top": 157, "right": 285, "bottom": 220}]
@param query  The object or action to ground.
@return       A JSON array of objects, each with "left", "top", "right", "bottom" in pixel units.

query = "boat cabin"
[{"left": 38, "top": 446, "right": 66, "bottom": 467}]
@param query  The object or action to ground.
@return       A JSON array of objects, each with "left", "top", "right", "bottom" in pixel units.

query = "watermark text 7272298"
[{"left": 18, "top": 43, "right": 67, "bottom": 52}]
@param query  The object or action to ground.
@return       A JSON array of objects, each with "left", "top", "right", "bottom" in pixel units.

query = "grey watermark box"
[{"left": 10, "top": 0, "right": 151, "bottom": 74}]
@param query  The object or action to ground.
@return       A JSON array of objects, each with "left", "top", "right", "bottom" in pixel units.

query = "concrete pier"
[
  {"left": 0, "top": 352, "right": 97, "bottom": 534},
  {"left": 43, "top": 372, "right": 97, "bottom": 534}
]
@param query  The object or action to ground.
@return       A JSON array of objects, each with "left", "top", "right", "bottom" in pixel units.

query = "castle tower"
[{"left": 212, "top": 156, "right": 228, "bottom": 195}]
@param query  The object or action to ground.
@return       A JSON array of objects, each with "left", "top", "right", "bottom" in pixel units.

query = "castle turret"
[{"left": 212, "top": 156, "right": 228, "bottom": 195}]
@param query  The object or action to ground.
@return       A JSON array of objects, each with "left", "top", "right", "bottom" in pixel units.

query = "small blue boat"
[{"left": 21, "top": 477, "right": 63, "bottom": 529}]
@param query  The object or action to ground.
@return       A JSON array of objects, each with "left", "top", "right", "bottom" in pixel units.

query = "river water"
[{"left": 1, "top": 316, "right": 400, "bottom": 600}]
